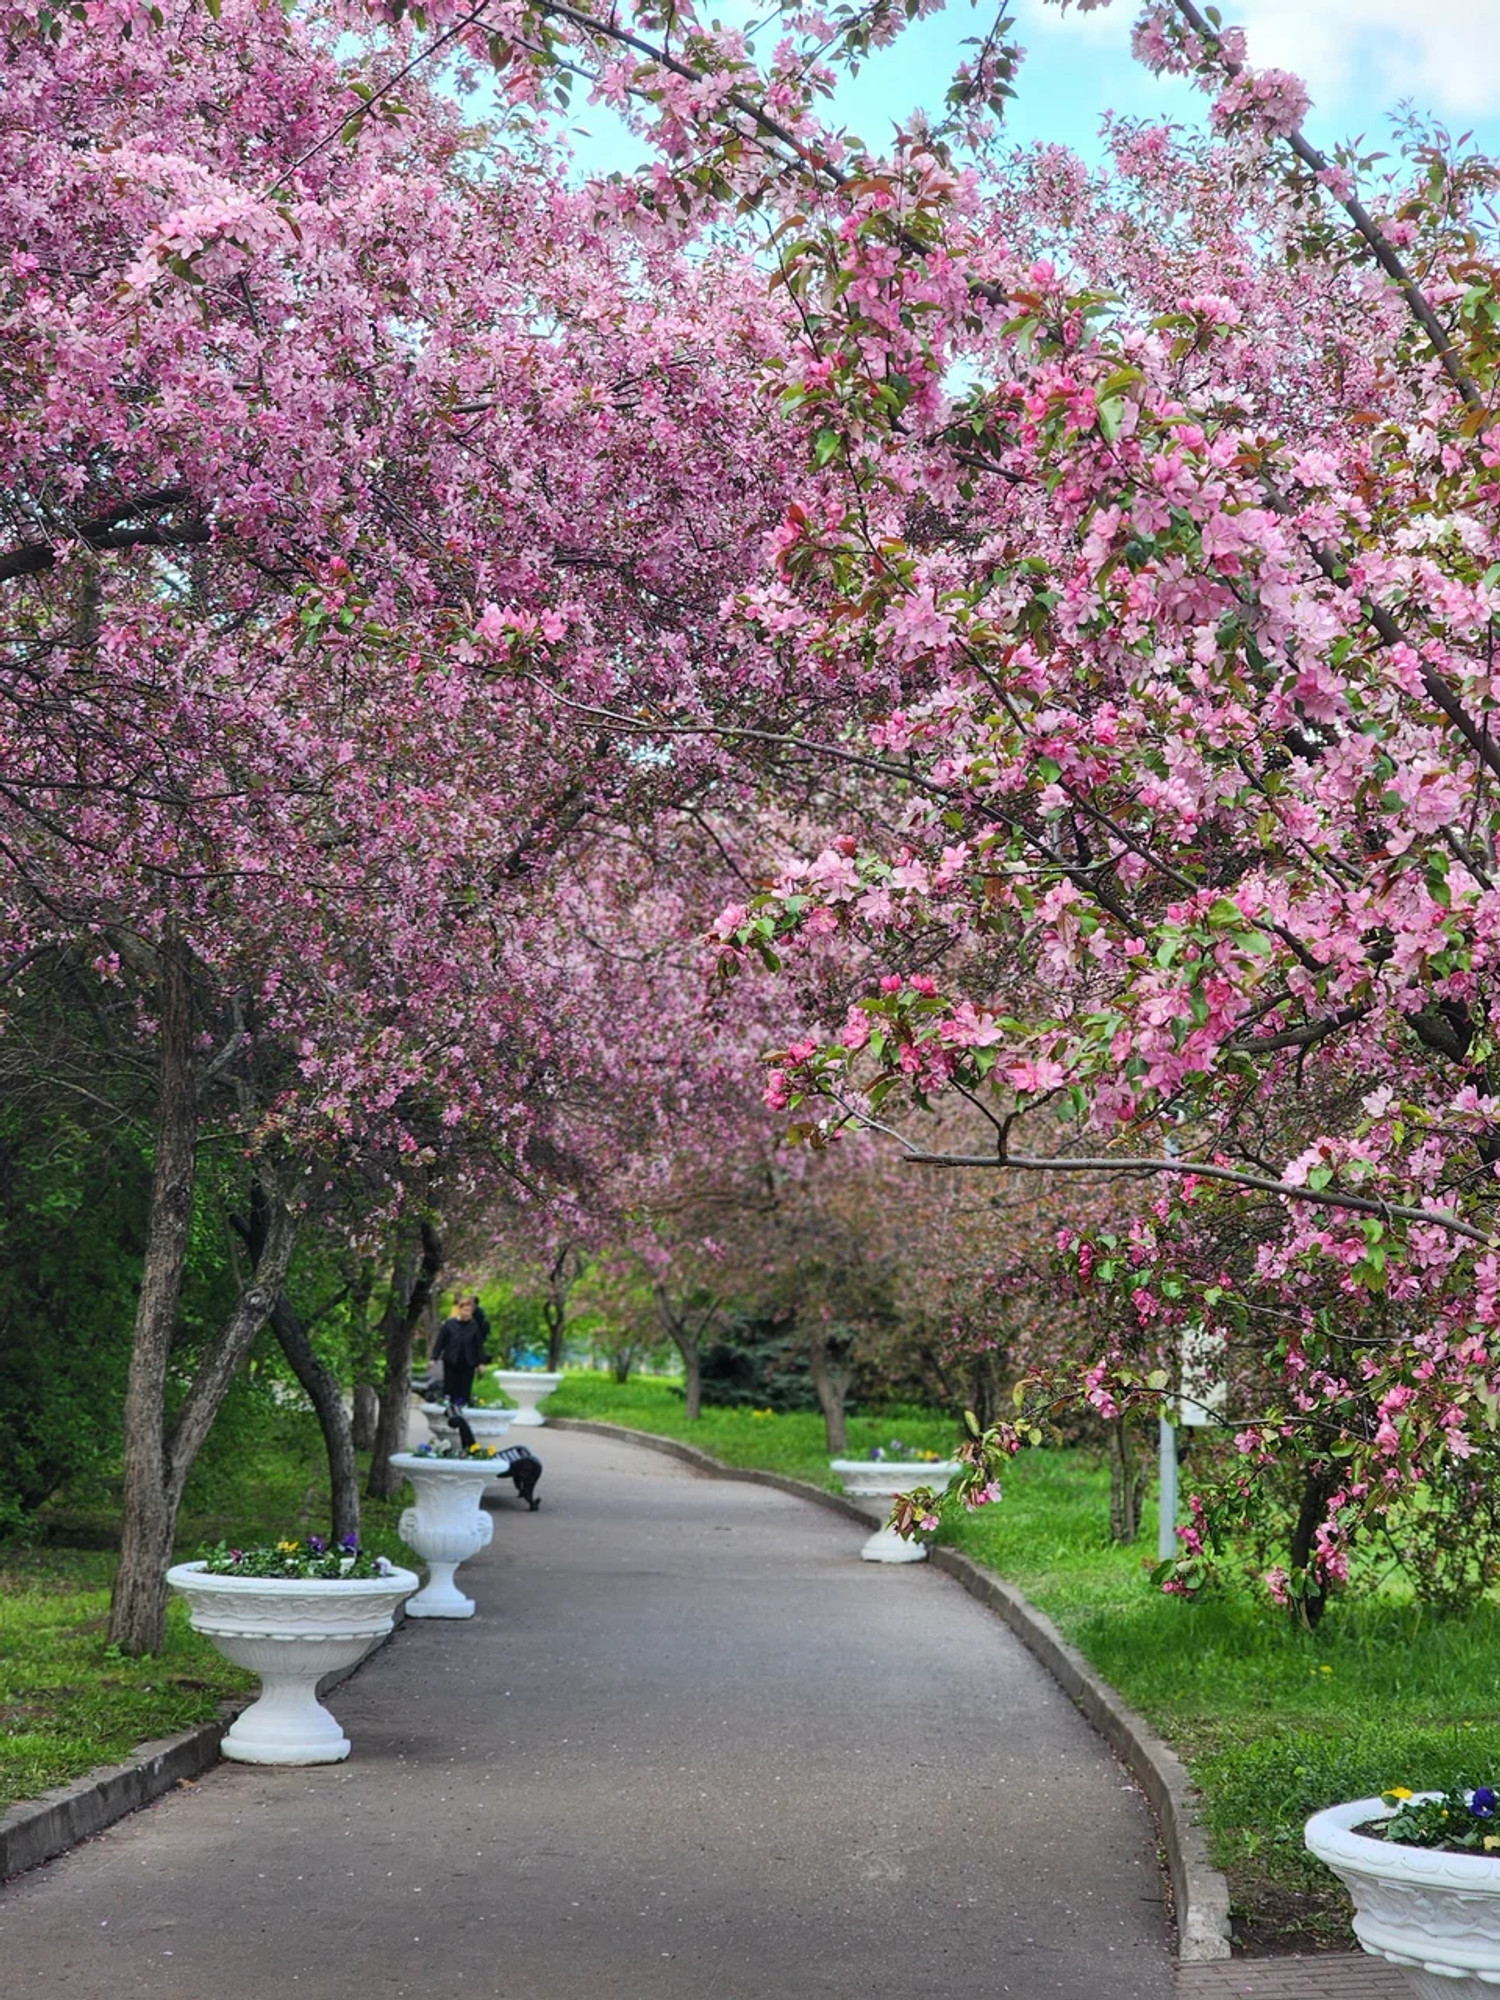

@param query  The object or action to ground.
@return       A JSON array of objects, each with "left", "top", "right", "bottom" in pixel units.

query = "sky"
[{"left": 561, "top": 0, "right": 1500, "bottom": 178}]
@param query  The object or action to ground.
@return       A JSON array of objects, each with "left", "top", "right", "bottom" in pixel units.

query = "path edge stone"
[
  {"left": 0, "top": 1612, "right": 405, "bottom": 1883},
  {"left": 552, "top": 1415, "right": 1234, "bottom": 1964}
]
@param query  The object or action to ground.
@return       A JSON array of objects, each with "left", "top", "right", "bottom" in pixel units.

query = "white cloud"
[
  {"left": 1229, "top": 0, "right": 1500, "bottom": 121},
  {"left": 1013, "top": 0, "right": 1500, "bottom": 123}
]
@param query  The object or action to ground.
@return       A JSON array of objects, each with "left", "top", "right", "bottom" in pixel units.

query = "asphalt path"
[{"left": 0, "top": 1428, "right": 1173, "bottom": 1998}]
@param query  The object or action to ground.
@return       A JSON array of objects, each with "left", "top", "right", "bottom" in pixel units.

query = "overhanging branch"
[
  {"left": 1, "top": 489, "right": 209, "bottom": 584},
  {"left": 900, "top": 1148, "right": 1495, "bottom": 1247}
]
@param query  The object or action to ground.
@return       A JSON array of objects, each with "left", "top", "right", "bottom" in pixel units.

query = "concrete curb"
[
  {"left": 551, "top": 1416, "right": 1234, "bottom": 1964},
  {"left": 0, "top": 1609, "right": 407, "bottom": 1884}
]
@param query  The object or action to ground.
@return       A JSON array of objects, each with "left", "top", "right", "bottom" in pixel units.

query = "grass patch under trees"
[{"left": 1, "top": 1407, "right": 412, "bottom": 1813}]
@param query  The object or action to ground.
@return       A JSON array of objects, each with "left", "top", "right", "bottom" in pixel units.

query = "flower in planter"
[
  {"left": 198, "top": 1538, "right": 397, "bottom": 1580},
  {"left": 867, "top": 1441, "right": 942, "bottom": 1463},
  {"left": 411, "top": 1439, "right": 500, "bottom": 1461},
  {"left": 1377, "top": 1784, "right": 1500, "bottom": 1852}
]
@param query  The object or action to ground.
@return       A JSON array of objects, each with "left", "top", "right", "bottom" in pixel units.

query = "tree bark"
[
  {"left": 1108, "top": 1416, "right": 1147, "bottom": 1543},
  {"left": 680, "top": 1337, "right": 702, "bottom": 1421},
  {"left": 653, "top": 1285, "right": 715, "bottom": 1422},
  {"left": 366, "top": 1222, "right": 443, "bottom": 1499},
  {"left": 351, "top": 1382, "right": 379, "bottom": 1453},
  {"left": 808, "top": 1324, "right": 854, "bottom": 1455},
  {"left": 543, "top": 1239, "right": 577, "bottom": 1372},
  {"left": 271, "top": 1299, "right": 360, "bottom": 1544},
  {"left": 110, "top": 1135, "right": 297, "bottom": 1653},
  {"left": 229, "top": 1190, "right": 360, "bottom": 1544},
  {"left": 349, "top": 1259, "right": 379, "bottom": 1449},
  {"left": 110, "top": 939, "right": 198, "bottom": 1656},
  {"left": 1289, "top": 1464, "right": 1340, "bottom": 1629}
]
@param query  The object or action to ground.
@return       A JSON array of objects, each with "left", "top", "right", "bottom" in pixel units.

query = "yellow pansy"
[
  {"left": 1387, "top": 1788, "right": 1414, "bottom": 1801},
  {"left": 276, "top": 1539, "right": 300, "bottom": 1554}
]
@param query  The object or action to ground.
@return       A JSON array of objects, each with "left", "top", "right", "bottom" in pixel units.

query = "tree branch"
[
  {"left": 1, "top": 489, "right": 209, "bottom": 585},
  {"left": 901, "top": 1148, "right": 1495, "bottom": 1247},
  {"left": 1167, "top": 0, "right": 1482, "bottom": 410}
]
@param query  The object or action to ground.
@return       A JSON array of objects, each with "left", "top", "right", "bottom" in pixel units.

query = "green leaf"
[{"left": 1097, "top": 396, "right": 1128, "bottom": 443}]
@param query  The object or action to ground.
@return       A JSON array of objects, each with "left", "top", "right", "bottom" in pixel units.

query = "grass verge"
[
  {"left": 546, "top": 1373, "right": 1500, "bottom": 1954},
  {"left": 2, "top": 1408, "right": 412, "bottom": 1814}
]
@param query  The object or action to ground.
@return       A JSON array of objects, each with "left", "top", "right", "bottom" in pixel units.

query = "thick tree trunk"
[
  {"left": 271, "top": 1300, "right": 360, "bottom": 1544},
  {"left": 611, "top": 1346, "right": 637, "bottom": 1385},
  {"left": 110, "top": 940, "right": 198, "bottom": 1656},
  {"left": 111, "top": 1138, "right": 297, "bottom": 1653},
  {"left": 367, "top": 1223, "right": 443, "bottom": 1500},
  {"left": 351, "top": 1382, "right": 379, "bottom": 1453},
  {"left": 680, "top": 1337, "right": 702, "bottom": 1421},
  {"left": 808, "top": 1326, "right": 853, "bottom": 1455}
]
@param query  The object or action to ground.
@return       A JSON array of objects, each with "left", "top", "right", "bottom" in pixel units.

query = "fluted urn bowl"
[
  {"left": 390, "top": 1453, "right": 498, "bottom": 1618},
  {"left": 420, "top": 1403, "right": 514, "bottom": 1446},
  {"left": 166, "top": 1561, "right": 418, "bottom": 1765},
  {"left": 489, "top": 1369, "right": 563, "bottom": 1427},
  {"left": 829, "top": 1460, "right": 964, "bottom": 1563},
  {"left": 1306, "top": 1796, "right": 1500, "bottom": 1997}
]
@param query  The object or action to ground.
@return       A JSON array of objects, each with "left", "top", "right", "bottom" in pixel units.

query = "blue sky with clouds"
[{"left": 562, "top": 0, "right": 1500, "bottom": 177}]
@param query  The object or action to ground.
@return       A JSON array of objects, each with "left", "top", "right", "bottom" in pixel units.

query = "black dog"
[{"left": 493, "top": 1444, "right": 543, "bottom": 1510}]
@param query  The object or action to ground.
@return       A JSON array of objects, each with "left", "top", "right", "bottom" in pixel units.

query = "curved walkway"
[{"left": 0, "top": 1429, "right": 1172, "bottom": 1999}]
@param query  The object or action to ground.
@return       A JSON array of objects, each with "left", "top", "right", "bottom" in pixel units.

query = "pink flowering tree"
[
  {"left": 0, "top": 0, "right": 808, "bottom": 1646},
  {"left": 695, "top": 3, "right": 1500, "bottom": 1602}
]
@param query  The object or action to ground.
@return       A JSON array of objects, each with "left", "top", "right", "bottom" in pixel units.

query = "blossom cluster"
[{"left": 198, "top": 1536, "right": 396, "bottom": 1580}]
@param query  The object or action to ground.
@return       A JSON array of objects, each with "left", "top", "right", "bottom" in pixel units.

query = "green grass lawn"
[
  {"left": 1, "top": 1410, "right": 413, "bottom": 1815},
  {"left": 539, "top": 1371, "right": 955, "bottom": 1484},
  {"left": 547, "top": 1373, "right": 1500, "bottom": 1953},
  {"left": 0, "top": 1546, "right": 251, "bottom": 1808}
]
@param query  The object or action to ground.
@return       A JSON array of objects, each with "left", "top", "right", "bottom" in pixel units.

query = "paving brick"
[{"left": 1177, "top": 1954, "right": 1409, "bottom": 1998}]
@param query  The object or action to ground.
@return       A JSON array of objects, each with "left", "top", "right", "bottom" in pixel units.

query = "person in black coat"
[{"left": 431, "top": 1296, "right": 485, "bottom": 1408}]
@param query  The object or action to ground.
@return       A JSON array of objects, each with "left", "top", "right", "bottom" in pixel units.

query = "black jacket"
[{"left": 432, "top": 1316, "right": 485, "bottom": 1371}]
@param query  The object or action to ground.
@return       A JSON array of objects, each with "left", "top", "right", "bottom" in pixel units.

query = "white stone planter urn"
[
  {"left": 165, "top": 1561, "right": 418, "bottom": 1765},
  {"left": 1306, "top": 1797, "right": 1500, "bottom": 1996},
  {"left": 829, "top": 1460, "right": 964, "bottom": 1563},
  {"left": 391, "top": 1452, "right": 497, "bottom": 1618},
  {"left": 420, "top": 1402, "right": 514, "bottom": 1447},
  {"left": 490, "top": 1369, "right": 563, "bottom": 1427}
]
